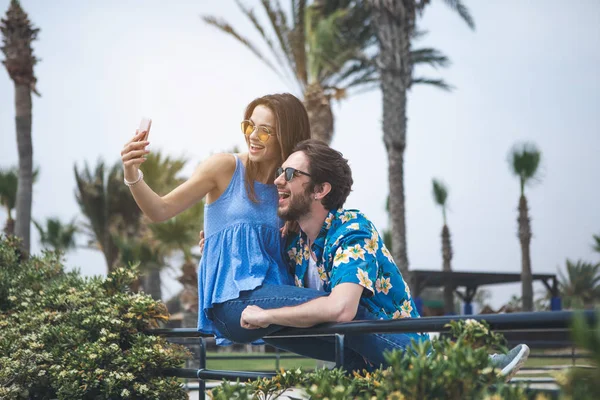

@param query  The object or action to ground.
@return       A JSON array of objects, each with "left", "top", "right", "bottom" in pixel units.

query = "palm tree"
[
  {"left": 74, "top": 160, "right": 142, "bottom": 272},
  {"left": 134, "top": 153, "right": 190, "bottom": 300},
  {"left": 147, "top": 201, "right": 204, "bottom": 311},
  {"left": 432, "top": 178, "right": 454, "bottom": 314},
  {"left": 367, "top": 0, "right": 474, "bottom": 281},
  {"left": 0, "top": 168, "right": 18, "bottom": 235},
  {"left": 558, "top": 259, "right": 600, "bottom": 309},
  {"left": 1, "top": 0, "right": 41, "bottom": 254},
  {"left": 508, "top": 142, "right": 542, "bottom": 311},
  {"left": 204, "top": 0, "right": 375, "bottom": 143},
  {"left": 33, "top": 217, "right": 78, "bottom": 254},
  {"left": 205, "top": 1, "right": 453, "bottom": 144},
  {"left": 75, "top": 152, "right": 202, "bottom": 301},
  {"left": 0, "top": 166, "right": 39, "bottom": 235}
]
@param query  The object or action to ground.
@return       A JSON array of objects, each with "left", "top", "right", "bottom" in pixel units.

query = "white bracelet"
[{"left": 124, "top": 169, "right": 144, "bottom": 187}]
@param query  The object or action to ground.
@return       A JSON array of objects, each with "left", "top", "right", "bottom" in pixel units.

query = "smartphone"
[{"left": 138, "top": 117, "right": 152, "bottom": 141}]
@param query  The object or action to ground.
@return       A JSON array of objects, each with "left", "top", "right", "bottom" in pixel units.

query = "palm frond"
[
  {"left": 508, "top": 142, "right": 542, "bottom": 194},
  {"left": 141, "top": 152, "right": 187, "bottom": 194},
  {"left": 348, "top": 82, "right": 380, "bottom": 96},
  {"left": 74, "top": 160, "right": 107, "bottom": 248},
  {"left": 411, "top": 77, "right": 453, "bottom": 91},
  {"left": 113, "top": 234, "right": 162, "bottom": 270},
  {"left": 432, "top": 179, "right": 449, "bottom": 207},
  {"left": 432, "top": 178, "right": 449, "bottom": 224},
  {"left": 107, "top": 162, "right": 142, "bottom": 235},
  {"left": 233, "top": 0, "right": 290, "bottom": 73},
  {"left": 33, "top": 217, "right": 78, "bottom": 253},
  {"left": 259, "top": 0, "right": 295, "bottom": 75},
  {"left": 593, "top": 234, "right": 600, "bottom": 254},
  {"left": 201, "top": 15, "right": 283, "bottom": 79},
  {"left": 411, "top": 47, "right": 450, "bottom": 69},
  {"left": 558, "top": 259, "right": 600, "bottom": 308},
  {"left": 148, "top": 200, "right": 204, "bottom": 261},
  {"left": 441, "top": 0, "right": 476, "bottom": 30},
  {"left": 0, "top": 167, "right": 18, "bottom": 211},
  {"left": 329, "top": 55, "right": 377, "bottom": 88},
  {"left": 306, "top": 7, "right": 355, "bottom": 82}
]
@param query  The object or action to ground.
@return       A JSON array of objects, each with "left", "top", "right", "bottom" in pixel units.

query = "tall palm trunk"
[
  {"left": 2, "top": 0, "right": 39, "bottom": 255},
  {"left": 143, "top": 265, "right": 162, "bottom": 301},
  {"left": 441, "top": 224, "right": 454, "bottom": 314},
  {"left": 304, "top": 82, "right": 334, "bottom": 144},
  {"left": 518, "top": 195, "right": 533, "bottom": 311},
  {"left": 14, "top": 83, "right": 33, "bottom": 254},
  {"left": 370, "top": 1, "right": 414, "bottom": 281},
  {"left": 178, "top": 261, "right": 199, "bottom": 328}
]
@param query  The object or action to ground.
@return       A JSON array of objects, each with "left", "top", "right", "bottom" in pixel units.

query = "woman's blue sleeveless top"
[{"left": 197, "top": 155, "right": 292, "bottom": 344}]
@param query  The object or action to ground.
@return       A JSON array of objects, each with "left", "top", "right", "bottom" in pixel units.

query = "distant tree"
[
  {"left": 1, "top": 0, "right": 41, "bottom": 254},
  {"left": 74, "top": 160, "right": 141, "bottom": 272},
  {"left": 508, "top": 142, "right": 542, "bottom": 311},
  {"left": 0, "top": 166, "right": 38, "bottom": 235},
  {"left": 558, "top": 259, "right": 600, "bottom": 309},
  {"left": 33, "top": 217, "right": 78, "bottom": 254},
  {"left": 75, "top": 153, "right": 204, "bottom": 302},
  {"left": 0, "top": 168, "right": 17, "bottom": 235},
  {"left": 432, "top": 178, "right": 454, "bottom": 314}
]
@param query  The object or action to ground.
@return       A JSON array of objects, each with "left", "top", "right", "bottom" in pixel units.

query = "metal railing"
[{"left": 148, "top": 310, "right": 596, "bottom": 399}]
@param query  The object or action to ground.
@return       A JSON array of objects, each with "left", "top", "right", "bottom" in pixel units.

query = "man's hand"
[{"left": 240, "top": 305, "right": 271, "bottom": 329}]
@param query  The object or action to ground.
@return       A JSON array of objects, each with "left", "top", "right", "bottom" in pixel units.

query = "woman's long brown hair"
[{"left": 243, "top": 93, "right": 311, "bottom": 202}]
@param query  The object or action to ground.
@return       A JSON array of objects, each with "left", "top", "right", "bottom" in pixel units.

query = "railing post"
[
  {"left": 198, "top": 337, "right": 206, "bottom": 400},
  {"left": 414, "top": 296, "right": 424, "bottom": 315},
  {"left": 463, "top": 302, "right": 473, "bottom": 315},
  {"left": 335, "top": 334, "right": 345, "bottom": 369},
  {"left": 275, "top": 347, "right": 280, "bottom": 371}
]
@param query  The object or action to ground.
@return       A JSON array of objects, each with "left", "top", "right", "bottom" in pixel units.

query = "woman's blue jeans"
[{"left": 210, "top": 284, "right": 424, "bottom": 372}]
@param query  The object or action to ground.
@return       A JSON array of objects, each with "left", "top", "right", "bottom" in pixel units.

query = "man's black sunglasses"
[{"left": 276, "top": 167, "right": 311, "bottom": 182}]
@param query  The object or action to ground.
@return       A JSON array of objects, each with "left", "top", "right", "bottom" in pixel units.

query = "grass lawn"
[
  {"left": 205, "top": 352, "right": 318, "bottom": 372},
  {"left": 201, "top": 351, "right": 591, "bottom": 374},
  {"left": 524, "top": 357, "right": 590, "bottom": 369}
]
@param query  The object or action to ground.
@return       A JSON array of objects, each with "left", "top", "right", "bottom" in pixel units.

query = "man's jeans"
[{"left": 210, "top": 284, "right": 424, "bottom": 371}]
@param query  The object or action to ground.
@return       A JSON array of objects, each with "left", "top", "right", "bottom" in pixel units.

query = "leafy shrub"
[
  {"left": 554, "top": 310, "right": 600, "bottom": 399},
  {"left": 209, "top": 318, "right": 532, "bottom": 400},
  {"left": 446, "top": 318, "right": 507, "bottom": 352},
  {"left": 0, "top": 236, "right": 190, "bottom": 399}
]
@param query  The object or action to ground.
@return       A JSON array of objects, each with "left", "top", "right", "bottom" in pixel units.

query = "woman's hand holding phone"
[{"left": 121, "top": 118, "right": 152, "bottom": 182}]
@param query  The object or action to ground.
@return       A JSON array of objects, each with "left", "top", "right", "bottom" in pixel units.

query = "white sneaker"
[{"left": 489, "top": 344, "right": 530, "bottom": 382}]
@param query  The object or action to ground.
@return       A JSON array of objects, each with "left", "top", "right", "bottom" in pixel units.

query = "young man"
[{"left": 239, "top": 139, "right": 530, "bottom": 378}]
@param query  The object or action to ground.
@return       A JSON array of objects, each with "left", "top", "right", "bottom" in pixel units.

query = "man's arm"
[{"left": 240, "top": 283, "right": 364, "bottom": 329}]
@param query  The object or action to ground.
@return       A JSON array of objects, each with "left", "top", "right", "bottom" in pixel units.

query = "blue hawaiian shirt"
[{"left": 286, "top": 208, "right": 423, "bottom": 322}]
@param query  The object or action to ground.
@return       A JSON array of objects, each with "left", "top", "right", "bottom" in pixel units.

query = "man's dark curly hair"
[{"left": 293, "top": 139, "right": 353, "bottom": 210}]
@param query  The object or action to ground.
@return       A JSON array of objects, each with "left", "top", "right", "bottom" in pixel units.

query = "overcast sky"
[{"left": 1, "top": 0, "right": 599, "bottom": 309}]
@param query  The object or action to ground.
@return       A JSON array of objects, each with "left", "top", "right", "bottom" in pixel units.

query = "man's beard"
[{"left": 278, "top": 188, "right": 312, "bottom": 221}]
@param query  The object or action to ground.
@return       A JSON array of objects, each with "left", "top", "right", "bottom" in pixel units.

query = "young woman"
[{"left": 120, "top": 93, "right": 311, "bottom": 344}]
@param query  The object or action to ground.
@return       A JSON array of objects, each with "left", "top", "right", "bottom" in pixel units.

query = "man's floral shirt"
[{"left": 286, "top": 208, "right": 423, "bottom": 322}]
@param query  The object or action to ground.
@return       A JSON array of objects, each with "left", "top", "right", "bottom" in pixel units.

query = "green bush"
[
  {"left": 209, "top": 319, "right": 532, "bottom": 400},
  {"left": 0, "top": 236, "right": 190, "bottom": 399},
  {"left": 554, "top": 310, "right": 600, "bottom": 400}
]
